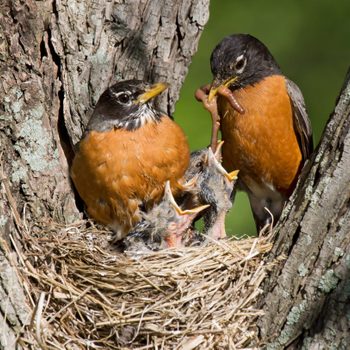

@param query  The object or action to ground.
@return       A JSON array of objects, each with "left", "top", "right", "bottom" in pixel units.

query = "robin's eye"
[
  {"left": 118, "top": 93, "right": 131, "bottom": 104},
  {"left": 234, "top": 54, "right": 246, "bottom": 73},
  {"left": 235, "top": 59, "right": 244, "bottom": 70}
]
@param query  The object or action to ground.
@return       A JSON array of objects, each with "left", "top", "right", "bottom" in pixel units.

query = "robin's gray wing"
[{"left": 286, "top": 79, "right": 314, "bottom": 160}]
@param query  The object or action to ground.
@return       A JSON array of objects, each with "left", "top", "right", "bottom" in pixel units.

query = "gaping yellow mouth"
[
  {"left": 136, "top": 82, "right": 168, "bottom": 104},
  {"left": 208, "top": 76, "right": 238, "bottom": 101}
]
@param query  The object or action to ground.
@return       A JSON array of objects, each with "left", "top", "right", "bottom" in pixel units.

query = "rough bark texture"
[
  {"left": 259, "top": 70, "right": 350, "bottom": 349},
  {"left": 0, "top": 240, "right": 30, "bottom": 350},
  {"left": 0, "top": 1, "right": 209, "bottom": 348}
]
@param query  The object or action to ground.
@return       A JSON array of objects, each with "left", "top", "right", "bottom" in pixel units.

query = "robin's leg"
[{"left": 247, "top": 191, "right": 285, "bottom": 234}]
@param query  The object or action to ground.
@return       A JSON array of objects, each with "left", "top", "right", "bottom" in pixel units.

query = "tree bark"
[
  {"left": 259, "top": 69, "right": 350, "bottom": 349},
  {"left": 0, "top": 1, "right": 209, "bottom": 348},
  {"left": 0, "top": 239, "right": 30, "bottom": 350}
]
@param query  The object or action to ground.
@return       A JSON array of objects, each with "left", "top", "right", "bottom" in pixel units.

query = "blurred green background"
[{"left": 174, "top": 0, "right": 350, "bottom": 236}]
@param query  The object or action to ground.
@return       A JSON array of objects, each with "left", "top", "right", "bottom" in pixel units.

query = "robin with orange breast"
[
  {"left": 71, "top": 80, "right": 190, "bottom": 241},
  {"left": 198, "top": 34, "right": 313, "bottom": 231}
]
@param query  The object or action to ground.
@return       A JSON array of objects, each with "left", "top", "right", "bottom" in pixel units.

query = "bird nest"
[{"left": 14, "top": 220, "right": 277, "bottom": 349}]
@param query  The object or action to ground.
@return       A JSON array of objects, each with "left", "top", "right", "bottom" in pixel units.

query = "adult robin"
[
  {"left": 199, "top": 34, "right": 313, "bottom": 231},
  {"left": 123, "top": 181, "right": 209, "bottom": 252},
  {"left": 71, "top": 80, "right": 190, "bottom": 241}
]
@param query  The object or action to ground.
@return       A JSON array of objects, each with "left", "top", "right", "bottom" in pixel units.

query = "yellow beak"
[
  {"left": 225, "top": 169, "right": 239, "bottom": 182},
  {"left": 208, "top": 147, "right": 240, "bottom": 182},
  {"left": 164, "top": 181, "right": 210, "bottom": 216},
  {"left": 136, "top": 82, "right": 168, "bottom": 104},
  {"left": 208, "top": 76, "right": 238, "bottom": 101}
]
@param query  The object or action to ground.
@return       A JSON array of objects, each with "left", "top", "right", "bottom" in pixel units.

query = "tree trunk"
[
  {"left": 0, "top": 1, "right": 209, "bottom": 348},
  {"left": 259, "top": 69, "right": 350, "bottom": 349}
]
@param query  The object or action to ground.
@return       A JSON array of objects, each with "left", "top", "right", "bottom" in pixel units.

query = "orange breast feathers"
[
  {"left": 219, "top": 75, "right": 302, "bottom": 195},
  {"left": 71, "top": 117, "right": 190, "bottom": 237}
]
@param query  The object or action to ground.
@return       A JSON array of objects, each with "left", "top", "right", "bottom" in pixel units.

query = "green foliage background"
[{"left": 174, "top": 0, "right": 350, "bottom": 236}]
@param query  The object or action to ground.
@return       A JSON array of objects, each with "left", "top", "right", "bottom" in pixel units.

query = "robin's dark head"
[
  {"left": 86, "top": 80, "right": 168, "bottom": 132},
  {"left": 209, "top": 34, "right": 281, "bottom": 100}
]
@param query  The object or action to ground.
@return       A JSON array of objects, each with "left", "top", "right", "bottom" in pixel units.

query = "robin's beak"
[
  {"left": 136, "top": 82, "right": 168, "bottom": 104},
  {"left": 208, "top": 76, "right": 238, "bottom": 102}
]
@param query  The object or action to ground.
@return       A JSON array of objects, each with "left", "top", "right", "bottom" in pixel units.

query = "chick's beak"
[
  {"left": 164, "top": 181, "right": 209, "bottom": 216},
  {"left": 208, "top": 147, "right": 239, "bottom": 182},
  {"left": 208, "top": 76, "right": 238, "bottom": 102},
  {"left": 136, "top": 82, "right": 168, "bottom": 104}
]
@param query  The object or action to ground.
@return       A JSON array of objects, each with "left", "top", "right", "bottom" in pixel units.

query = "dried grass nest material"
[{"left": 16, "top": 221, "right": 276, "bottom": 350}]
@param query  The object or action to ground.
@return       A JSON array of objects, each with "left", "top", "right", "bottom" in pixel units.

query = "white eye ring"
[
  {"left": 234, "top": 54, "right": 247, "bottom": 74},
  {"left": 113, "top": 91, "right": 132, "bottom": 105}
]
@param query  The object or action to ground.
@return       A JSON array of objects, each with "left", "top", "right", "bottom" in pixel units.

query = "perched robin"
[
  {"left": 71, "top": 80, "right": 190, "bottom": 240},
  {"left": 123, "top": 181, "right": 209, "bottom": 252},
  {"left": 183, "top": 142, "right": 239, "bottom": 239},
  {"left": 201, "top": 34, "right": 313, "bottom": 231}
]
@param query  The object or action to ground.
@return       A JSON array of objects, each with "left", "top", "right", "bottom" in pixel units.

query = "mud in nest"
[{"left": 14, "top": 220, "right": 277, "bottom": 349}]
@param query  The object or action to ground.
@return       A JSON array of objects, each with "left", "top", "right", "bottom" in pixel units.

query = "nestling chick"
[
  {"left": 184, "top": 143, "right": 239, "bottom": 240},
  {"left": 123, "top": 181, "right": 209, "bottom": 252}
]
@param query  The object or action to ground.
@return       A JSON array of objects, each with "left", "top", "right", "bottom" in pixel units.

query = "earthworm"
[
  {"left": 217, "top": 85, "right": 245, "bottom": 114},
  {"left": 194, "top": 84, "right": 210, "bottom": 102},
  {"left": 194, "top": 86, "right": 220, "bottom": 152}
]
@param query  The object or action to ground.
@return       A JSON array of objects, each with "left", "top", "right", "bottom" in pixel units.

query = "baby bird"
[
  {"left": 184, "top": 142, "right": 239, "bottom": 240},
  {"left": 123, "top": 181, "right": 209, "bottom": 252}
]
